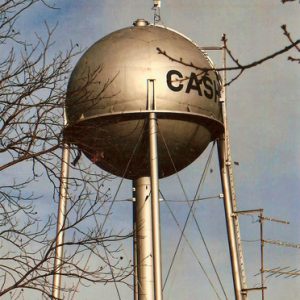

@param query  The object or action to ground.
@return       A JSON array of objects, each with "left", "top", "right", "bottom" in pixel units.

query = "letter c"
[{"left": 166, "top": 70, "right": 184, "bottom": 92}]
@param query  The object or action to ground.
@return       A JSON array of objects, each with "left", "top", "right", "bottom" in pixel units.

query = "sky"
[{"left": 6, "top": 1, "right": 300, "bottom": 299}]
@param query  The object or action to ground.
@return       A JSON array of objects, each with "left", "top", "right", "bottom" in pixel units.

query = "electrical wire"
[
  {"left": 189, "top": 196, "right": 229, "bottom": 300},
  {"left": 110, "top": 195, "right": 221, "bottom": 203},
  {"left": 69, "top": 193, "right": 123, "bottom": 300},
  {"left": 100, "top": 120, "right": 147, "bottom": 232},
  {"left": 160, "top": 190, "right": 222, "bottom": 300},
  {"left": 161, "top": 141, "right": 214, "bottom": 290},
  {"left": 184, "top": 142, "right": 228, "bottom": 299},
  {"left": 69, "top": 121, "right": 148, "bottom": 300},
  {"left": 159, "top": 129, "right": 228, "bottom": 299},
  {"left": 165, "top": 195, "right": 222, "bottom": 202}
]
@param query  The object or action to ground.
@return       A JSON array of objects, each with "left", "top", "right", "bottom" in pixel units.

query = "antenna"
[
  {"left": 152, "top": 0, "right": 161, "bottom": 25},
  {"left": 153, "top": 0, "right": 161, "bottom": 8},
  {"left": 236, "top": 209, "right": 299, "bottom": 299}
]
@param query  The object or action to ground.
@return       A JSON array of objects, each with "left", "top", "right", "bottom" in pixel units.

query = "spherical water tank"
[{"left": 64, "top": 20, "right": 224, "bottom": 179}]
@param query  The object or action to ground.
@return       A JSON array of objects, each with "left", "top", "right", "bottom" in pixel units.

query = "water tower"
[
  {"left": 56, "top": 18, "right": 246, "bottom": 300},
  {"left": 64, "top": 19, "right": 223, "bottom": 179}
]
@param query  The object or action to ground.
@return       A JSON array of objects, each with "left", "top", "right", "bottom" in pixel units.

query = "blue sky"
[{"left": 6, "top": 1, "right": 300, "bottom": 299}]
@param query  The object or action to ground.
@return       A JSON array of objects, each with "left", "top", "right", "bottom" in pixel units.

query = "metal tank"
[{"left": 64, "top": 19, "right": 224, "bottom": 179}]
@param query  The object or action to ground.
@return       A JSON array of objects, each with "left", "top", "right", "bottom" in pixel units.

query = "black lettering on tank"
[
  {"left": 185, "top": 72, "right": 202, "bottom": 96},
  {"left": 166, "top": 70, "right": 184, "bottom": 92},
  {"left": 213, "top": 80, "right": 221, "bottom": 102},
  {"left": 203, "top": 76, "right": 213, "bottom": 99}
]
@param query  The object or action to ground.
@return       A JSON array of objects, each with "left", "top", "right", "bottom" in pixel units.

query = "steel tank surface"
[{"left": 64, "top": 19, "right": 224, "bottom": 179}]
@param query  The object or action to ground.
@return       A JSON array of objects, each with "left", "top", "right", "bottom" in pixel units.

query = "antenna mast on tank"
[{"left": 152, "top": 0, "right": 161, "bottom": 25}]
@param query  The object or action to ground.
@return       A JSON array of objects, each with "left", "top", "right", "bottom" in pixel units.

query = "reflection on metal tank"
[{"left": 64, "top": 19, "right": 224, "bottom": 179}]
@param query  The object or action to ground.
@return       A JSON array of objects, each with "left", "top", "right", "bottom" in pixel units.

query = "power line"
[
  {"left": 107, "top": 195, "right": 223, "bottom": 203},
  {"left": 158, "top": 132, "right": 228, "bottom": 299},
  {"left": 160, "top": 137, "right": 213, "bottom": 291},
  {"left": 161, "top": 190, "right": 223, "bottom": 300},
  {"left": 69, "top": 122, "right": 148, "bottom": 299}
]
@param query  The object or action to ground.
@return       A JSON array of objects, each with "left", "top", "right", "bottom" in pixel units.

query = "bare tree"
[
  {"left": 1, "top": 1, "right": 298, "bottom": 299},
  {"left": 0, "top": 1, "right": 132, "bottom": 299}
]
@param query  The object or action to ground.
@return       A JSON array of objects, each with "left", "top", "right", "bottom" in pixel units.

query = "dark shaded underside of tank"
[{"left": 63, "top": 112, "right": 223, "bottom": 179}]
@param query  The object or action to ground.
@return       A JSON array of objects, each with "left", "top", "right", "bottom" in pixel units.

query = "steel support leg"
[
  {"left": 52, "top": 142, "right": 70, "bottom": 299},
  {"left": 217, "top": 137, "right": 243, "bottom": 300}
]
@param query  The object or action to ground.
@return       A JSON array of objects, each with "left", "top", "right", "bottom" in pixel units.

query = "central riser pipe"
[
  {"left": 149, "top": 112, "right": 163, "bottom": 300},
  {"left": 133, "top": 177, "right": 155, "bottom": 300}
]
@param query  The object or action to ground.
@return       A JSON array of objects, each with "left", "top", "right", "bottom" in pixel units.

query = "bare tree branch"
[
  {"left": 0, "top": 1, "right": 132, "bottom": 299},
  {"left": 157, "top": 33, "right": 299, "bottom": 85},
  {"left": 281, "top": 0, "right": 297, "bottom": 3}
]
